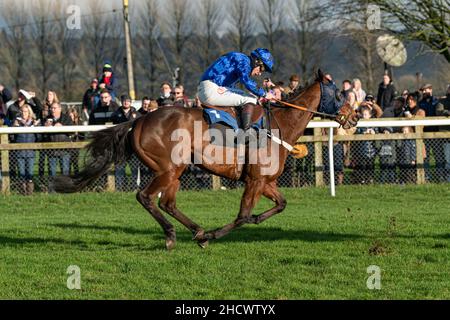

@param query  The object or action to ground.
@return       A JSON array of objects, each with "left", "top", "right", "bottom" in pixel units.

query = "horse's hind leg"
[
  {"left": 248, "top": 181, "right": 286, "bottom": 224},
  {"left": 158, "top": 179, "right": 207, "bottom": 247},
  {"left": 137, "top": 172, "right": 178, "bottom": 250}
]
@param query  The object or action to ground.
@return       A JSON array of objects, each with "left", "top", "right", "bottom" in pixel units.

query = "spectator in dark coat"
[
  {"left": 67, "top": 107, "right": 82, "bottom": 175},
  {"left": 173, "top": 84, "right": 190, "bottom": 108},
  {"left": 82, "top": 78, "right": 100, "bottom": 113},
  {"left": 157, "top": 82, "right": 174, "bottom": 107},
  {"left": 403, "top": 92, "right": 425, "bottom": 118},
  {"left": 341, "top": 80, "right": 353, "bottom": 101},
  {"left": 110, "top": 94, "right": 139, "bottom": 124},
  {"left": 376, "top": 126, "right": 399, "bottom": 184},
  {"left": 7, "top": 90, "right": 42, "bottom": 125},
  {"left": 0, "top": 84, "right": 12, "bottom": 125},
  {"left": 437, "top": 85, "right": 450, "bottom": 182},
  {"left": 419, "top": 84, "right": 442, "bottom": 127},
  {"left": 7, "top": 90, "right": 42, "bottom": 182},
  {"left": 377, "top": 96, "right": 407, "bottom": 184},
  {"left": 419, "top": 84, "right": 445, "bottom": 182},
  {"left": 341, "top": 80, "right": 357, "bottom": 109},
  {"left": 139, "top": 97, "right": 151, "bottom": 115},
  {"left": 13, "top": 104, "right": 39, "bottom": 195},
  {"left": 37, "top": 92, "right": 56, "bottom": 189},
  {"left": 111, "top": 95, "right": 140, "bottom": 191},
  {"left": 352, "top": 106, "right": 378, "bottom": 184},
  {"left": 438, "top": 84, "right": 450, "bottom": 118},
  {"left": 45, "top": 102, "right": 73, "bottom": 181},
  {"left": 383, "top": 96, "right": 405, "bottom": 119},
  {"left": 376, "top": 74, "right": 396, "bottom": 110},
  {"left": 89, "top": 89, "right": 120, "bottom": 125},
  {"left": 99, "top": 63, "right": 117, "bottom": 100},
  {"left": 398, "top": 126, "right": 417, "bottom": 184}
]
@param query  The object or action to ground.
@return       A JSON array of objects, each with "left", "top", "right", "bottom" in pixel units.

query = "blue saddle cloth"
[{"left": 203, "top": 108, "right": 264, "bottom": 132}]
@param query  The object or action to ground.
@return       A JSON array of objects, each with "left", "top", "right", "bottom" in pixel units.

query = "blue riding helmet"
[{"left": 250, "top": 48, "right": 274, "bottom": 73}]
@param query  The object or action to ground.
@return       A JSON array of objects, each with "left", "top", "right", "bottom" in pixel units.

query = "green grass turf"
[{"left": 0, "top": 184, "right": 449, "bottom": 299}]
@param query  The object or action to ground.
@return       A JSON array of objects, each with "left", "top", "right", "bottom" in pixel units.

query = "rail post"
[
  {"left": 328, "top": 127, "right": 335, "bottom": 196},
  {"left": 212, "top": 175, "right": 221, "bottom": 190},
  {"left": 415, "top": 125, "right": 426, "bottom": 184},
  {"left": 107, "top": 165, "right": 116, "bottom": 192},
  {"left": 313, "top": 118, "right": 324, "bottom": 187},
  {"left": 105, "top": 122, "right": 116, "bottom": 192},
  {"left": 1, "top": 128, "right": 10, "bottom": 195}
]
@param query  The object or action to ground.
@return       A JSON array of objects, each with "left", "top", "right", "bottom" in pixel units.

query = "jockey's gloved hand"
[
  {"left": 258, "top": 97, "right": 267, "bottom": 105},
  {"left": 265, "top": 92, "right": 275, "bottom": 101}
]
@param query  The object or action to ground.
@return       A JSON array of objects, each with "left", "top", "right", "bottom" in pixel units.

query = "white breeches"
[{"left": 197, "top": 80, "right": 257, "bottom": 106}]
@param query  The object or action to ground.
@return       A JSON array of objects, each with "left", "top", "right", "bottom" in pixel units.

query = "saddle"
[{"left": 201, "top": 103, "right": 265, "bottom": 131}]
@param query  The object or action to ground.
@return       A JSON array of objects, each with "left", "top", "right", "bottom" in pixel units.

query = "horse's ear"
[{"left": 317, "top": 69, "right": 325, "bottom": 82}]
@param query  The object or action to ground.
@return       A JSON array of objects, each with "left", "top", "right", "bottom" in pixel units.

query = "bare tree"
[
  {"left": 351, "top": 28, "right": 382, "bottom": 93},
  {"left": 290, "top": 0, "right": 326, "bottom": 80},
  {"left": 31, "top": 0, "right": 55, "bottom": 97},
  {"left": 258, "top": 0, "right": 285, "bottom": 53},
  {"left": 0, "top": 0, "right": 31, "bottom": 92},
  {"left": 327, "top": 0, "right": 384, "bottom": 92},
  {"left": 85, "top": 1, "right": 112, "bottom": 75},
  {"left": 164, "top": 0, "right": 195, "bottom": 84},
  {"left": 106, "top": 14, "right": 125, "bottom": 92},
  {"left": 229, "top": 0, "right": 254, "bottom": 52},
  {"left": 257, "top": 0, "right": 286, "bottom": 75},
  {"left": 370, "top": 0, "right": 450, "bottom": 63},
  {"left": 136, "top": 0, "right": 162, "bottom": 97},
  {"left": 198, "top": 0, "right": 223, "bottom": 68},
  {"left": 52, "top": 0, "right": 78, "bottom": 100}
]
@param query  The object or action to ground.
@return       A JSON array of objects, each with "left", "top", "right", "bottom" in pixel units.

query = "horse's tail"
[{"left": 54, "top": 121, "right": 135, "bottom": 193}]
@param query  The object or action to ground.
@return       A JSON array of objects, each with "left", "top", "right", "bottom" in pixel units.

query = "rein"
[{"left": 272, "top": 98, "right": 337, "bottom": 119}]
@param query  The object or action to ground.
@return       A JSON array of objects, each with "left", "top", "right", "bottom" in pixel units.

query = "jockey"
[{"left": 198, "top": 48, "right": 275, "bottom": 133}]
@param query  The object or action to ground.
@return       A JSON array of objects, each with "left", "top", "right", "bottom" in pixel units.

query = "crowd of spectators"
[
  {"left": 1, "top": 62, "right": 450, "bottom": 194},
  {"left": 319, "top": 74, "right": 450, "bottom": 186}
]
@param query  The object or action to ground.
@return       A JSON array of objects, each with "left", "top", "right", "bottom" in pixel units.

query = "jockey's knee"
[
  {"left": 241, "top": 102, "right": 256, "bottom": 114},
  {"left": 240, "top": 97, "right": 257, "bottom": 106}
]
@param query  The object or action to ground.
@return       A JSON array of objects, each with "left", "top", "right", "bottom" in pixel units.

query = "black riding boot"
[
  {"left": 238, "top": 103, "right": 257, "bottom": 145},
  {"left": 241, "top": 103, "right": 255, "bottom": 130}
]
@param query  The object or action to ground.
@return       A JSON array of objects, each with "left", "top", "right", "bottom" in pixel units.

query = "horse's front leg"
[{"left": 195, "top": 179, "right": 265, "bottom": 242}]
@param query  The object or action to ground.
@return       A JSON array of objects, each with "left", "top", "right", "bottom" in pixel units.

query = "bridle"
[
  {"left": 263, "top": 81, "right": 339, "bottom": 119},
  {"left": 263, "top": 81, "right": 354, "bottom": 127},
  {"left": 271, "top": 98, "right": 337, "bottom": 119}
]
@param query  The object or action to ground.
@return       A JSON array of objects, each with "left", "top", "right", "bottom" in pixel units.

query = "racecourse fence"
[{"left": 1, "top": 118, "right": 449, "bottom": 195}]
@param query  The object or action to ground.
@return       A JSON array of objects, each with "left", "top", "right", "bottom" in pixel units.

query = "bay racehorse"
[{"left": 55, "top": 70, "right": 358, "bottom": 250}]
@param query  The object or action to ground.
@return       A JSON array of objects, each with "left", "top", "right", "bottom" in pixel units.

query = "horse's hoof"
[
  {"left": 193, "top": 229, "right": 205, "bottom": 241},
  {"left": 165, "top": 238, "right": 176, "bottom": 251},
  {"left": 197, "top": 239, "right": 209, "bottom": 249},
  {"left": 249, "top": 215, "right": 259, "bottom": 224}
]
